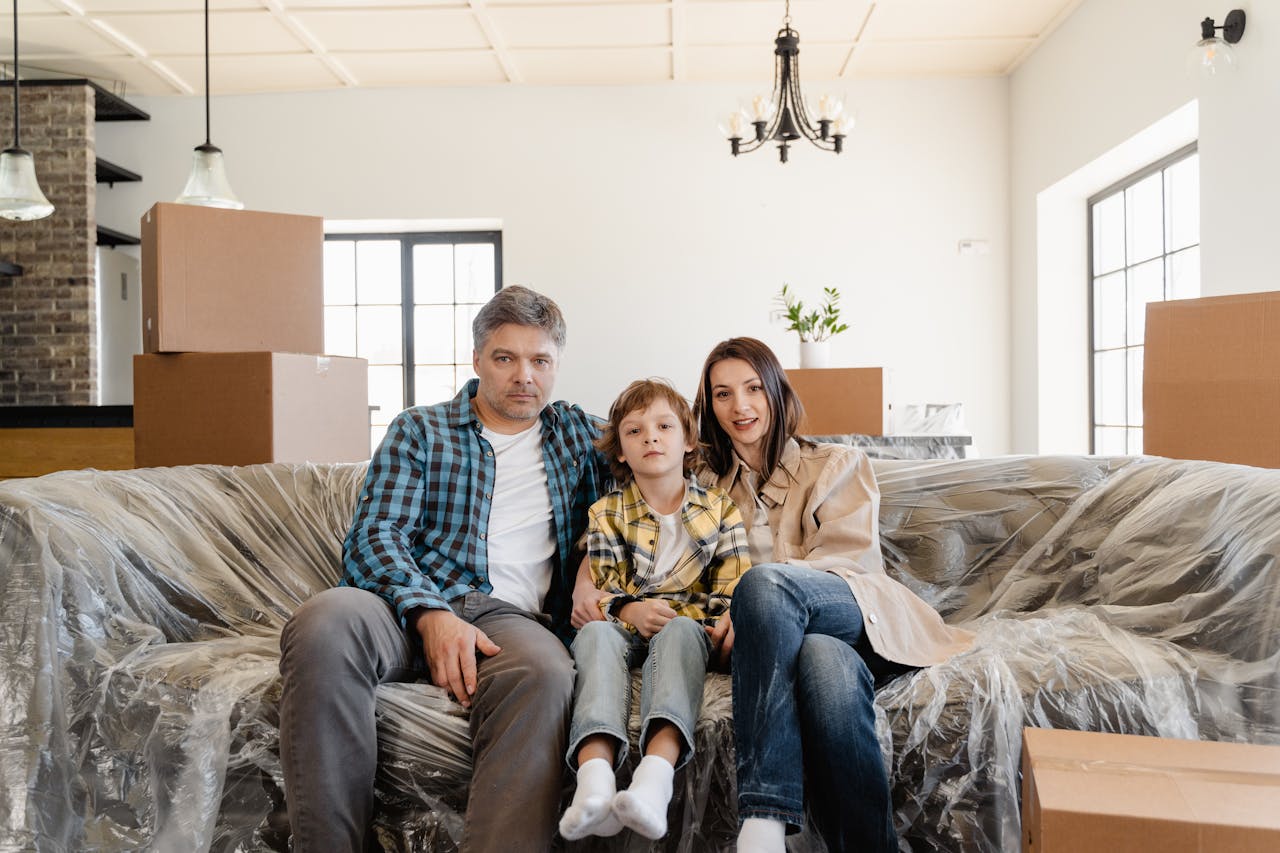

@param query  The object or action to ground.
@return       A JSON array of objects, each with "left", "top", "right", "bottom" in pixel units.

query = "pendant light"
[
  {"left": 175, "top": 0, "right": 243, "bottom": 209},
  {"left": 0, "top": 0, "right": 54, "bottom": 222}
]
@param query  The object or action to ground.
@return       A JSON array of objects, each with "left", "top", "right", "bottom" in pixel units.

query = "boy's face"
[{"left": 617, "top": 398, "right": 695, "bottom": 482}]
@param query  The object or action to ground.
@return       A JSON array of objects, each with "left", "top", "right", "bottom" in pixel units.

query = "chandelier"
[{"left": 721, "top": 0, "right": 855, "bottom": 163}]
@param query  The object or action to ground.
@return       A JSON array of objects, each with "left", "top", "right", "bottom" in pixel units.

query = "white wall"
[
  {"left": 96, "top": 78, "right": 1010, "bottom": 451},
  {"left": 1010, "top": 0, "right": 1280, "bottom": 453}
]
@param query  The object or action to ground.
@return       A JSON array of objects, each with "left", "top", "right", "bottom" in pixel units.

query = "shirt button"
[
  {"left": 486, "top": 451, "right": 493, "bottom": 457},
  {"left": 484, "top": 492, "right": 492, "bottom": 499},
  {"left": 479, "top": 533, "right": 487, "bottom": 541},
  {"left": 571, "top": 460, "right": 578, "bottom": 467},
  {"left": 867, "top": 613, "right": 879, "bottom": 625}
]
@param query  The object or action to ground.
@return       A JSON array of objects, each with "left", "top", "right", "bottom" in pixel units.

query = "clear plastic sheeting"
[{"left": 3, "top": 454, "right": 1279, "bottom": 851}]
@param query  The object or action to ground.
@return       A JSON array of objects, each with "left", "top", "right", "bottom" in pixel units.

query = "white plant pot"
[{"left": 799, "top": 340, "right": 830, "bottom": 369}]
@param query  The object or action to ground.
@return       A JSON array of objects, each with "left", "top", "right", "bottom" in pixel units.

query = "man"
[{"left": 278, "top": 286, "right": 609, "bottom": 852}]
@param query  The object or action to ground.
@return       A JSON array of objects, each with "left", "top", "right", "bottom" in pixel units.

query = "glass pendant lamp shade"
[
  {"left": 176, "top": 143, "right": 243, "bottom": 209},
  {"left": 1187, "top": 36, "right": 1238, "bottom": 77},
  {"left": 0, "top": 147, "right": 54, "bottom": 221}
]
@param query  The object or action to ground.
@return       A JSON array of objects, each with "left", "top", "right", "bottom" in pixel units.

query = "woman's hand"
[
  {"left": 618, "top": 600, "right": 677, "bottom": 639},
  {"left": 706, "top": 613, "right": 735, "bottom": 670},
  {"left": 572, "top": 555, "right": 607, "bottom": 628}
]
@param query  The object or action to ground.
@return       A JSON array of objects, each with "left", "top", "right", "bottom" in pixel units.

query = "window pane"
[
  {"left": 357, "top": 306, "right": 403, "bottom": 365},
  {"left": 1167, "top": 246, "right": 1200, "bottom": 301},
  {"left": 455, "top": 243, "right": 496, "bottom": 303},
  {"left": 1126, "top": 259, "right": 1163, "bottom": 345},
  {"left": 1125, "top": 172, "right": 1163, "bottom": 265},
  {"left": 324, "top": 306, "right": 356, "bottom": 357},
  {"left": 1127, "top": 346, "right": 1144, "bottom": 427},
  {"left": 1093, "top": 272, "right": 1125, "bottom": 350},
  {"left": 324, "top": 241, "right": 355, "bottom": 305},
  {"left": 1127, "top": 427, "right": 1143, "bottom": 456},
  {"left": 356, "top": 241, "right": 402, "bottom": 304},
  {"left": 367, "top": 365, "right": 405, "bottom": 421},
  {"left": 414, "top": 366, "right": 457, "bottom": 407},
  {"left": 1094, "top": 350, "right": 1126, "bottom": 426},
  {"left": 1165, "top": 153, "right": 1200, "bottom": 251},
  {"left": 370, "top": 424, "right": 391, "bottom": 457},
  {"left": 414, "top": 305, "right": 454, "bottom": 363},
  {"left": 1095, "top": 427, "right": 1126, "bottom": 455},
  {"left": 1092, "top": 194, "right": 1125, "bottom": 276},
  {"left": 414, "top": 244, "right": 453, "bottom": 305},
  {"left": 455, "top": 304, "right": 481, "bottom": 363}
]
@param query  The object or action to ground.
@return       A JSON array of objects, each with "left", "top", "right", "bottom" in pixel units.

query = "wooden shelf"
[
  {"left": 2, "top": 78, "right": 151, "bottom": 121},
  {"left": 96, "top": 157, "right": 141, "bottom": 186},
  {"left": 96, "top": 225, "right": 141, "bottom": 247}
]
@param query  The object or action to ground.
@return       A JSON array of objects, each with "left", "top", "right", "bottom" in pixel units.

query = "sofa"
[{"left": 2, "top": 452, "right": 1278, "bottom": 852}]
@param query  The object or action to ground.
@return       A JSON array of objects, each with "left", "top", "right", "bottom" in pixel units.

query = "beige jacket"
[{"left": 706, "top": 439, "right": 974, "bottom": 667}]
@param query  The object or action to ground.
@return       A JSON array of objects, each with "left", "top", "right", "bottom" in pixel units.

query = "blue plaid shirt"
[{"left": 342, "top": 379, "right": 608, "bottom": 641}]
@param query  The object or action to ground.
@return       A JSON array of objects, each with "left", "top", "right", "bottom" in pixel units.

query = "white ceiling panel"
[
  {"left": 161, "top": 52, "right": 344, "bottom": 92},
  {"left": 850, "top": 37, "right": 1032, "bottom": 77},
  {"left": 290, "top": 9, "right": 490, "bottom": 52},
  {"left": 685, "top": 44, "right": 774, "bottom": 82},
  {"left": 864, "top": 0, "right": 1079, "bottom": 41},
  {"left": 685, "top": 0, "right": 870, "bottom": 46},
  {"left": 511, "top": 47, "right": 670, "bottom": 84},
  {"left": 19, "top": 55, "right": 180, "bottom": 95},
  {"left": 3, "top": 16, "right": 123, "bottom": 56},
  {"left": 97, "top": 11, "right": 306, "bottom": 56},
  {"left": 74, "top": 0, "right": 264, "bottom": 12},
  {"left": 489, "top": 4, "right": 669, "bottom": 49},
  {"left": 339, "top": 50, "right": 507, "bottom": 87}
]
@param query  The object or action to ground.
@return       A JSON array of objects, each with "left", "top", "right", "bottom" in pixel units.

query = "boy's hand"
[
  {"left": 706, "top": 614, "right": 735, "bottom": 670},
  {"left": 416, "top": 608, "right": 501, "bottom": 709},
  {"left": 619, "top": 599, "right": 678, "bottom": 639},
  {"left": 572, "top": 554, "right": 607, "bottom": 628}
]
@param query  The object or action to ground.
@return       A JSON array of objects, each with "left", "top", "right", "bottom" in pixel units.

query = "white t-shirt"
[
  {"left": 642, "top": 506, "right": 696, "bottom": 590},
  {"left": 481, "top": 423, "right": 556, "bottom": 613}
]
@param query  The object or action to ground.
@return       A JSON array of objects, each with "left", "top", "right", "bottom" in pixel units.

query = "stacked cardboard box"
[
  {"left": 133, "top": 203, "right": 369, "bottom": 467},
  {"left": 786, "top": 367, "right": 890, "bottom": 435},
  {"left": 1021, "top": 727, "right": 1280, "bottom": 852}
]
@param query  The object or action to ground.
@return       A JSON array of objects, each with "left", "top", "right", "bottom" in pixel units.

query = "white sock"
[
  {"left": 612, "top": 754, "right": 675, "bottom": 840},
  {"left": 736, "top": 816, "right": 786, "bottom": 853},
  {"left": 559, "top": 757, "right": 623, "bottom": 840}
]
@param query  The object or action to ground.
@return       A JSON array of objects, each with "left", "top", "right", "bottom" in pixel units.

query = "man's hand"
[
  {"left": 618, "top": 599, "right": 677, "bottom": 639},
  {"left": 415, "top": 608, "right": 501, "bottom": 709},
  {"left": 706, "top": 613, "right": 735, "bottom": 670},
  {"left": 572, "top": 555, "right": 607, "bottom": 628}
]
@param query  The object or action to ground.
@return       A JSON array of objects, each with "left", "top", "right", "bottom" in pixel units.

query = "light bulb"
[
  {"left": 1187, "top": 37, "right": 1238, "bottom": 77},
  {"left": 817, "top": 94, "right": 844, "bottom": 121},
  {"left": 748, "top": 95, "right": 775, "bottom": 123},
  {"left": 718, "top": 111, "right": 748, "bottom": 140},
  {"left": 833, "top": 113, "right": 857, "bottom": 137}
]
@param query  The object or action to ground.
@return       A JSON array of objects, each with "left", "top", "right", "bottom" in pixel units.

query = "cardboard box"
[
  {"left": 141, "top": 203, "right": 324, "bottom": 354},
  {"left": 1145, "top": 292, "right": 1280, "bottom": 467},
  {"left": 1022, "top": 727, "right": 1280, "bottom": 853},
  {"left": 133, "top": 353, "right": 369, "bottom": 467},
  {"left": 786, "top": 367, "right": 888, "bottom": 435}
]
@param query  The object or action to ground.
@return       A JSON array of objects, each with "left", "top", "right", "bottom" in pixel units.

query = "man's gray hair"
[{"left": 472, "top": 285, "right": 567, "bottom": 352}]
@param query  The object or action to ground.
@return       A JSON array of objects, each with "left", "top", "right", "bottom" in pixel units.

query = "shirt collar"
[
  {"left": 621, "top": 475, "right": 706, "bottom": 518},
  {"left": 728, "top": 438, "right": 801, "bottom": 506}
]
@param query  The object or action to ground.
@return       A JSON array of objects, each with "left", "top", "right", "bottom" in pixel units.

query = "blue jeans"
[
  {"left": 730, "top": 564, "right": 905, "bottom": 852},
  {"left": 567, "top": 616, "right": 711, "bottom": 771}
]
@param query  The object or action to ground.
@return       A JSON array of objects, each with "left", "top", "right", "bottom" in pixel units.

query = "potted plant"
[{"left": 773, "top": 284, "right": 850, "bottom": 368}]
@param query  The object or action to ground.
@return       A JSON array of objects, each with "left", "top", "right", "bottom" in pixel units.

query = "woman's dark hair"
[{"left": 693, "top": 337, "right": 805, "bottom": 477}]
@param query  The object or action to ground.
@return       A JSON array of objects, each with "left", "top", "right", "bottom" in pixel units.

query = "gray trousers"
[{"left": 278, "top": 586, "right": 574, "bottom": 853}]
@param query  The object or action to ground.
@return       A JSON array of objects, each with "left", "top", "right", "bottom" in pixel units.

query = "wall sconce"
[{"left": 1188, "top": 9, "right": 1246, "bottom": 78}]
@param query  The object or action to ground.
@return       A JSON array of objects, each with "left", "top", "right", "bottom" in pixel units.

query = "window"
[
  {"left": 1088, "top": 145, "right": 1199, "bottom": 455},
  {"left": 322, "top": 231, "right": 502, "bottom": 452}
]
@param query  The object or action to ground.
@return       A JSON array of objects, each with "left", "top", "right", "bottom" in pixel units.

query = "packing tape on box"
[
  {"left": 316, "top": 356, "right": 330, "bottom": 376},
  {"left": 1036, "top": 755, "right": 1280, "bottom": 787}
]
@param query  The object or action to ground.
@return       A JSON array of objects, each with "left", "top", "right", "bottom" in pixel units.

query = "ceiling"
[{"left": 3, "top": 0, "right": 1083, "bottom": 98}]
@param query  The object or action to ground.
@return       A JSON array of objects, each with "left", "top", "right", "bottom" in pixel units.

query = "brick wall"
[{"left": 0, "top": 83, "right": 97, "bottom": 405}]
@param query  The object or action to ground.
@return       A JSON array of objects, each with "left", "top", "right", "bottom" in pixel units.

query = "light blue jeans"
[
  {"left": 566, "top": 616, "right": 711, "bottom": 771},
  {"left": 731, "top": 563, "right": 909, "bottom": 853}
]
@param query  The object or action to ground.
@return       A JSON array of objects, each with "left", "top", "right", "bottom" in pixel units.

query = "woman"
[{"left": 693, "top": 337, "right": 973, "bottom": 853}]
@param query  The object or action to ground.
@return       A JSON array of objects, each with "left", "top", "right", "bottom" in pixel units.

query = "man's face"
[{"left": 472, "top": 323, "right": 560, "bottom": 433}]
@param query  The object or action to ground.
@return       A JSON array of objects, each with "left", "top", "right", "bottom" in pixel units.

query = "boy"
[{"left": 559, "top": 379, "right": 750, "bottom": 841}]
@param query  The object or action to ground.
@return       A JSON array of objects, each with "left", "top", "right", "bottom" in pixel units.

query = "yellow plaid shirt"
[{"left": 589, "top": 477, "right": 751, "bottom": 630}]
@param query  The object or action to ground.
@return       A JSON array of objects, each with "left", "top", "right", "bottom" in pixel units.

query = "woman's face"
[{"left": 709, "top": 357, "right": 772, "bottom": 469}]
